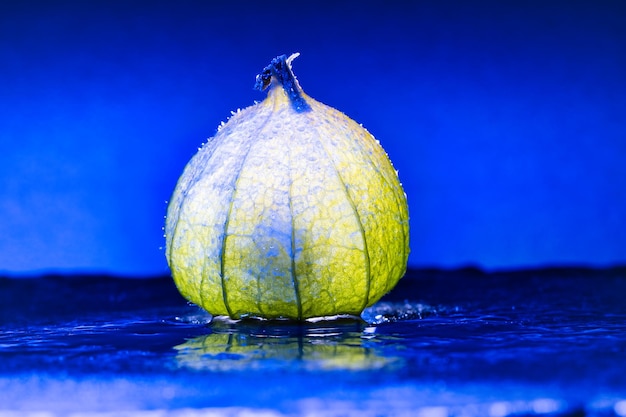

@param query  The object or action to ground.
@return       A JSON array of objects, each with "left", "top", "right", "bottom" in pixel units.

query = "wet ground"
[{"left": 1, "top": 267, "right": 625, "bottom": 416}]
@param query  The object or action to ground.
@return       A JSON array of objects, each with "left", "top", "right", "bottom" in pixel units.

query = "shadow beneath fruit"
[{"left": 173, "top": 317, "right": 403, "bottom": 372}]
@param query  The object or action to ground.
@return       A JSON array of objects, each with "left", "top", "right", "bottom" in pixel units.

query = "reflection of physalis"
[{"left": 174, "top": 326, "right": 401, "bottom": 372}]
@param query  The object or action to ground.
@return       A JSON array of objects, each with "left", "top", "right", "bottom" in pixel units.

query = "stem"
[{"left": 254, "top": 53, "right": 311, "bottom": 113}]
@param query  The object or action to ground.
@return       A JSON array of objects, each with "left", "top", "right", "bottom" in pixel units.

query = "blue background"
[{"left": 1, "top": 0, "right": 625, "bottom": 276}]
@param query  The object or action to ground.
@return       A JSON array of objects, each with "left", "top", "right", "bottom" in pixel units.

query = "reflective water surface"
[{"left": 1, "top": 268, "right": 626, "bottom": 416}]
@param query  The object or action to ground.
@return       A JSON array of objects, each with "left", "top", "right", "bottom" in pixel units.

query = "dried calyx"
[{"left": 254, "top": 53, "right": 311, "bottom": 113}]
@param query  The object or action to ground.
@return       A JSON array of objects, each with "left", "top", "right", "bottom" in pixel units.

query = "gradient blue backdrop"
[{"left": 1, "top": 0, "right": 625, "bottom": 276}]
